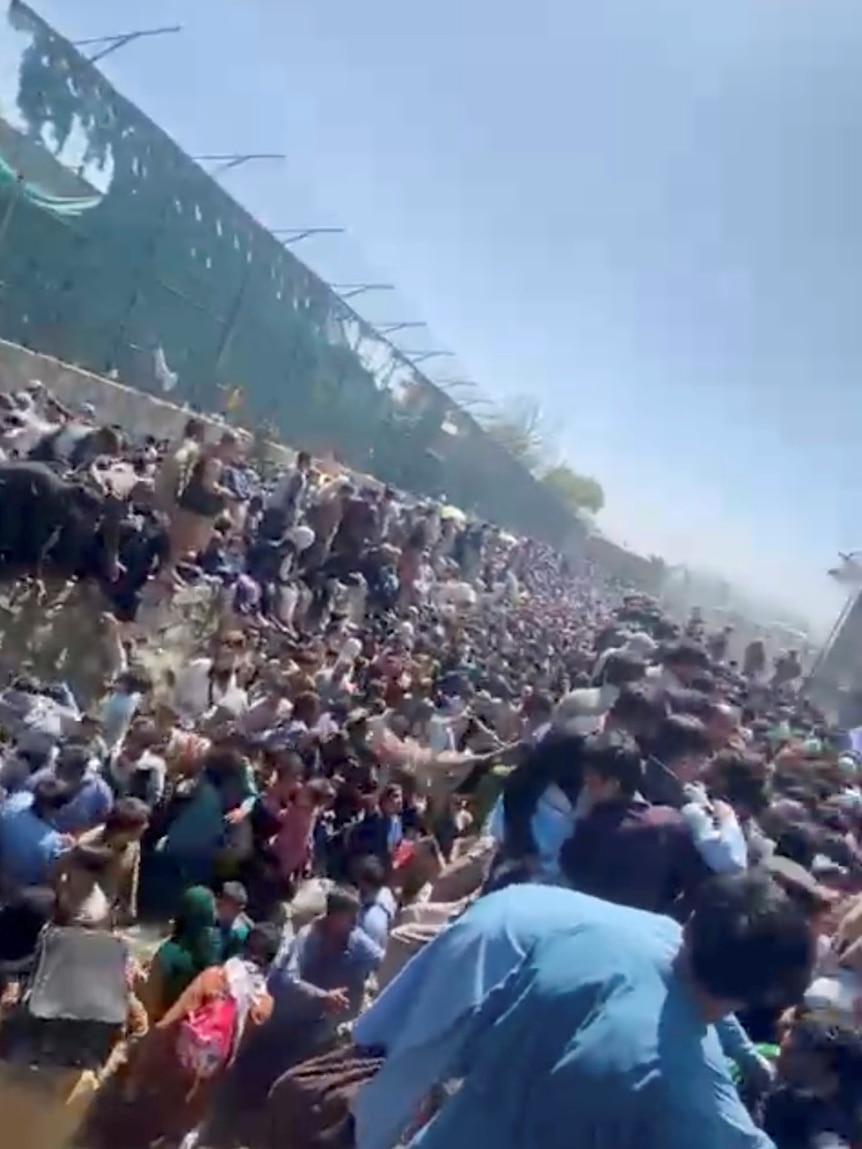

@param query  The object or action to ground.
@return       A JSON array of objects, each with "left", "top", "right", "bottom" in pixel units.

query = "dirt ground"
[{"left": 0, "top": 579, "right": 221, "bottom": 709}]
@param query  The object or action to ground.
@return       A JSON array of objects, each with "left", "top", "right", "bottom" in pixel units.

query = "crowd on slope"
[{"left": 0, "top": 382, "right": 856, "bottom": 1149}]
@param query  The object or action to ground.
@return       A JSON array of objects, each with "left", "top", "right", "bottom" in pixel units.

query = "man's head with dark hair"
[
  {"left": 709, "top": 749, "right": 770, "bottom": 817},
  {"left": 774, "top": 1006, "right": 862, "bottom": 1108},
  {"left": 702, "top": 701, "right": 741, "bottom": 750},
  {"left": 684, "top": 871, "right": 814, "bottom": 1016},
  {"left": 183, "top": 417, "right": 206, "bottom": 442},
  {"left": 688, "top": 672, "right": 717, "bottom": 696},
  {"left": 326, "top": 886, "right": 361, "bottom": 916},
  {"left": 580, "top": 730, "right": 643, "bottom": 804},
  {"left": 31, "top": 777, "right": 72, "bottom": 821},
  {"left": 665, "top": 688, "right": 714, "bottom": 720},
  {"left": 772, "top": 821, "right": 819, "bottom": 871},
  {"left": 649, "top": 714, "right": 712, "bottom": 781},
  {"left": 244, "top": 922, "right": 282, "bottom": 969},
  {"left": 523, "top": 690, "right": 554, "bottom": 722},
  {"left": 606, "top": 684, "right": 667, "bottom": 741},
  {"left": 324, "top": 885, "right": 361, "bottom": 942},
  {"left": 518, "top": 730, "right": 586, "bottom": 798},
  {"left": 216, "top": 429, "right": 240, "bottom": 464},
  {"left": 118, "top": 667, "right": 154, "bottom": 696},
  {"left": 380, "top": 783, "right": 403, "bottom": 816},
  {"left": 56, "top": 744, "right": 92, "bottom": 786},
  {"left": 104, "top": 797, "right": 150, "bottom": 841},
  {"left": 663, "top": 639, "right": 711, "bottom": 685},
  {"left": 352, "top": 854, "right": 386, "bottom": 897},
  {"left": 292, "top": 691, "right": 321, "bottom": 727},
  {"left": 601, "top": 653, "right": 647, "bottom": 690},
  {"left": 92, "top": 426, "right": 122, "bottom": 457}
]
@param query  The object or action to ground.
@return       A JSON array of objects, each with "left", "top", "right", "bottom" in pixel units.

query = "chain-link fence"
[{"left": 0, "top": 0, "right": 576, "bottom": 543}]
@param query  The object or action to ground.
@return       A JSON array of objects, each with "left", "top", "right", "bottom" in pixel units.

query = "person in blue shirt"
[
  {"left": 230, "top": 885, "right": 382, "bottom": 1110},
  {"left": 98, "top": 669, "right": 149, "bottom": 758},
  {"left": 348, "top": 784, "right": 404, "bottom": 873},
  {"left": 0, "top": 777, "right": 71, "bottom": 889},
  {"left": 483, "top": 731, "right": 583, "bottom": 886},
  {"left": 26, "top": 743, "right": 113, "bottom": 836},
  {"left": 352, "top": 873, "right": 814, "bottom": 1149},
  {"left": 353, "top": 854, "right": 397, "bottom": 949},
  {"left": 216, "top": 880, "right": 253, "bottom": 959}
]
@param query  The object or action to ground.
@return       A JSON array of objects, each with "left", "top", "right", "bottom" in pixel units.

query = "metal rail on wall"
[{"left": 0, "top": 0, "right": 580, "bottom": 544}]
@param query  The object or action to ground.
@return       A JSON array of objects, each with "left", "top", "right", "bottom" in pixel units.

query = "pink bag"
[{"left": 176, "top": 994, "right": 238, "bottom": 1079}]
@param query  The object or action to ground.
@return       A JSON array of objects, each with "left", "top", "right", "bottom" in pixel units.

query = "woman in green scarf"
[{"left": 145, "top": 885, "right": 221, "bottom": 1019}]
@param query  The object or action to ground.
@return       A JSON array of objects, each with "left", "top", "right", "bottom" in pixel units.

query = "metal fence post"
[
  {"left": 212, "top": 239, "right": 254, "bottom": 381},
  {"left": 107, "top": 186, "right": 176, "bottom": 374},
  {"left": 0, "top": 172, "right": 25, "bottom": 257}
]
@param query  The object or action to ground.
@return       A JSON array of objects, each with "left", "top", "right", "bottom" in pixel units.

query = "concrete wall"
[
  {"left": 0, "top": 338, "right": 295, "bottom": 461},
  {"left": 0, "top": 340, "right": 657, "bottom": 586}
]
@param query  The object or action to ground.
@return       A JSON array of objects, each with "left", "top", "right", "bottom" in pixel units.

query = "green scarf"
[
  {"left": 156, "top": 885, "right": 221, "bottom": 1009},
  {"left": 728, "top": 1042, "right": 779, "bottom": 1086}
]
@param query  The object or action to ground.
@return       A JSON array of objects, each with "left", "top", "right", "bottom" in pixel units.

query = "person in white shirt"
[
  {"left": 171, "top": 633, "right": 249, "bottom": 723},
  {"left": 645, "top": 639, "right": 711, "bottom": 691},
  {"left": 592, "top": 631, "right": 657, "bottom": 681},
  {"left": 554, "top": 653, "right": 646, "bottom": 735}
]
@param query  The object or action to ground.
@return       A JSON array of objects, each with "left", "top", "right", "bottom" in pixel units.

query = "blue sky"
[{"left": 5, "top": 0, "right": 862, "bottom": 627}]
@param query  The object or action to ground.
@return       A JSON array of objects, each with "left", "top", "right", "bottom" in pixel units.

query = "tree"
[
  {"left": 480, "top": 396, "right": 551, "bottom": 472},
  {"left": 541, "top": 463, "right": 605, "bottom": 514}
]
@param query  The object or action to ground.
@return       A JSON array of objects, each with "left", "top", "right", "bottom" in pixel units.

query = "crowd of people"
[{"left": 0, "top": 381, "right": 857, "bottom": 1149}]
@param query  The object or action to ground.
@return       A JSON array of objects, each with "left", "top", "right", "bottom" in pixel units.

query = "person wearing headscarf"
[
  {"left": 141, "top": 885, "right": 221, "bottom": 1020},
  {"left": 83, "top": 924, "right": 280, "bottom": 1149}
]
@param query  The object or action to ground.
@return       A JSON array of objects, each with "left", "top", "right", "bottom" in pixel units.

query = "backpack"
[{"left": 176, "top": 993, "right": 238, "bottom": 1079}]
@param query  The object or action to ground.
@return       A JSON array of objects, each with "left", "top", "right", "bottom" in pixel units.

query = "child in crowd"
[
  {"left": 733, "top": 1006, "right": 862, "bottom": 1149},
  {"left": 216, "top": 880, "right": 253, "bottom": 959}
]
